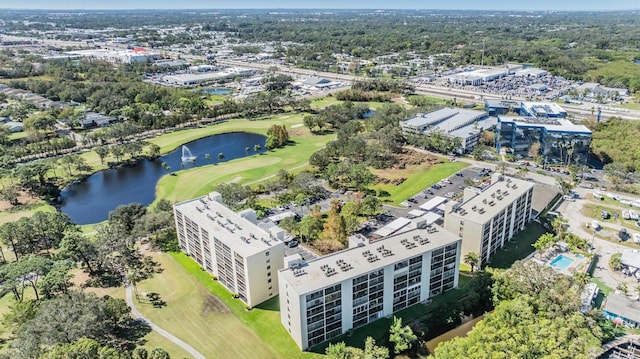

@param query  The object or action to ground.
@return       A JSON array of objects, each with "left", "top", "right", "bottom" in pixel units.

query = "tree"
[
  {"left": 147, "top": 143, "right": 161, "bottom": 158},
  {"left": 58, "top": 232, "right": 98, "bottom": 275},
  {"left": 533, "top": 232, "right": 557, "bottom": 251},
  {"left": 94, "top": 146, "right": 110, "bottom": 165},
  {"left": 110, "top": 146, "right": 125, "bottom": 164},
  {"left": 133, "top": 347, "right": 149, "bottom": 359},
  {"left": 297, "top": 215, "right": 323, "bottom": 243},
  {"left": 617, "top": 282, "right": 629, "bottom": 296},
  {"left": 609, "top": 253, "right": 623, "bottom": 271},
  {"left": 389, "top": 316, "right": 417, "bottom": 354},
  {"left": 12, "top": 291, "right": 144, "bottom": 358},
  {"left": 463, "top": 252, "right": 480, "bottom": 273},
  {"left": 325, "top": 337, "right": 388, "bottom": 359},
  {"left": 39, "top": 259, "right": 74, "bottom": 299},
  {"left": 214, "top": 183, "right": 251, "bottom": 209},
  {"left": 322, "top": 201, "right": 347, "bottom": 244},
  {"left": 149, "top": 347, "right": 170, "bottom": 359},
  {"left": 528, "top": 141, "right": 541, "bottom": 159},
  {"left": 108, "top": 203, "right": 147, "bottom": 234}
]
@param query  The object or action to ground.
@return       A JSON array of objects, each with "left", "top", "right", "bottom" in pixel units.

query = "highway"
[{"left": 4, "top": 35, "right": 640, "bottom": 121}]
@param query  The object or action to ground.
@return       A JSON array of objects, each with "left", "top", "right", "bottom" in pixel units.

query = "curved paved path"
[{"left": 125, "top": 286, "right": 206, "bottom": 359}]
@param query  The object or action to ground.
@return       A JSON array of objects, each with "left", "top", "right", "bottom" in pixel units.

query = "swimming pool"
[
  {"left": 575, "top": 254, "right": 585, "bottom": 259},
  {"left": 550, "top": 255, "right": 574, "bottom": 270}
]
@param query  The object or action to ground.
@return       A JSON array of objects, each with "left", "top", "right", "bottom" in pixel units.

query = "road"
[
  {"left": 125, "top": 286, "right": 205, "bottom": 359},
  {"left": 6, "top": 35, "right": 640, "bottom": 121},
  {"left": 556, "top": 187, "right": 636, "bottom": 290}
]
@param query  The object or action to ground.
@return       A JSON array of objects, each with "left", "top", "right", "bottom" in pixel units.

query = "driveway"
[{"left": 556, "top": 187, "right": 636, "bottom": 290}]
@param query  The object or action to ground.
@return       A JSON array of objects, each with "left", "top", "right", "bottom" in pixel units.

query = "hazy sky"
[{"left": 1, "top": 0, "right": 638, "bottom": 11}]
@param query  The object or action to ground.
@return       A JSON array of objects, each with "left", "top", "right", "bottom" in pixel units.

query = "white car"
[
  {"left": 591, "top": 221, "right": 601, "bottom": 230},
  {"left": 634, "top": 233, "right": 640, "bottom": 244}
]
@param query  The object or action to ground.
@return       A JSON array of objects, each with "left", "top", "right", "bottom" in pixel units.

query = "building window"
[
  {"left": 269, "top": 286, "right": 273, "bottom": 290},
  {"left": 267, "top": 272, "right": 271, "bottom": 277},
  {"left": 268, "top": 279, "right": 272, "bottom": 283},
  {"left": 265, "top": 252, "right": 270, "bottom": 256},
  {"left": 267, "top": 265, "right": 271, "bottom": 270}
]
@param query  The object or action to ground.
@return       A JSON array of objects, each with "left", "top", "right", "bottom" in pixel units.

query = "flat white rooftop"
[
  {"left": 450, "top": 175, "right": 534, "bottom": 224},
  {"left": 420, "top": 196, "right": 448, "bottom": 211},
  {"left": 499, "top": 116, "right": 592, "bottom": 134},
  {"left": 279, "top": 226, "right": 460, "bottom": 294},
  {"left": 174, "top": 193, "right": 279, "bottom": 257}
]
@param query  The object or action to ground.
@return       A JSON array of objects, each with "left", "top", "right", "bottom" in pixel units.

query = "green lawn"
[
  {"left": 485, "top": 222, "right": 548, "bottom": 269},
  {"left": 0, "top": 201, "right": 56, "bottom": 227},
  {"left": 167, "top": 252, "right": 321, "bottom": 359},
  {"left": 154, "top": 126, "right": 333, "bottom": 205},
  {"left": 371, "top": 161, "right": 469, "bottom": 206},
  {"left": 135, "top": 252, "right": 285, "bottom": 359},
  {"left": 141, "top": 330, "right": 194, "bottom": 359}
]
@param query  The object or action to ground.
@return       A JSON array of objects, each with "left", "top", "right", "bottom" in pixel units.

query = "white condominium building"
[
  {"left": 278, "top": 226, "right": 461, "bottom": 350},
  {"left": 174, "top": 192, "right": 285, "bottom": 307},
  {"left": 444, "top": 174, "right": 534, "bottom": 266}
]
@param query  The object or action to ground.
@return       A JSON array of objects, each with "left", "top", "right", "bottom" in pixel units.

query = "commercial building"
[
  {"left": 496, "top": 115, "right": 592, "bottom": 161},
  {"left": 162, "top": 68, "right": 254, "bottom": 86},
  {"left": 278, "top": 226, "right": 461, "bottom": 350},
  {"left": 443, "top": 174, "right": 534, "bottom": 265},
  {"left": 399, "top": 107, "right": 496, "bottom": 153},
  {"left": 445, "top": 68, "right": 510, "bottom": 86},
  {"left": 64, "top": 48, "right": 161, "bottom": 63},
  {"left": 174, "top": 192, "right": 285, "bottom": 307}
]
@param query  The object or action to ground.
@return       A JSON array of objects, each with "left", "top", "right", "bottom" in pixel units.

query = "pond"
[
  {"left": 59, "top": 132, "right": 267, "bottom": 225},
  {"left": 424, "top": 314, "right": 484, "bottom": 354},
  {"left": 200, "top": 88, "right": 232, "bottom": 95}
]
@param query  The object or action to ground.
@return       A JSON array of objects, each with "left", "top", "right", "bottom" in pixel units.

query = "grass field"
[
  {"left": 371, "top": 161, "right": 469, "bottom": 206},
  {"left": 0, "top": 201, "right": 56, "bottom": 226},
  {"left": 154, "top": 120, "right": 333, "bottom": 205},
  {"left": 135, "top": 252, "right": 279, "bottom": 359},
  {"left": 137, "top": 251, "right": 320, "bottom": 359},
  {"left": 485, "top": 222, "right": 548, "bottom": 269}
]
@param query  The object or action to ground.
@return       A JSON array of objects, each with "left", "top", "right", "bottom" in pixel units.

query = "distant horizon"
[{"left": 0, "top": 0, "right": 638, "bottom": 11}]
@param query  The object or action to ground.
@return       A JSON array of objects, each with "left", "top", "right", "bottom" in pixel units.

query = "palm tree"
[
  {"left": 463, "top": 252, "right": 480, "bottom": 273},
  {"left": 572, "top": 272, "right": 590, "bottom": 287},
  {"left": 617, "top": 282, "right": 629, "bottom": 296}
]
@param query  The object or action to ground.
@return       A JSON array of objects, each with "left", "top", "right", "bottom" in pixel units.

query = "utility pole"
[{"left": 481, "top": 40, "right": 485, "bottom": 67}]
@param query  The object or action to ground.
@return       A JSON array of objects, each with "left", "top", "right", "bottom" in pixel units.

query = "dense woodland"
[{"left": 0, "top": 202, "right": 176, "bottom": 358}]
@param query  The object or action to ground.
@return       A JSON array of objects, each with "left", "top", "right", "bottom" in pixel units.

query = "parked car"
[
  {"left": 601, "top": 210, "right": 610, "bottom": 220},
  {"left": 287, "top": 240, "right": 299, "bottom": 248},
  {"left": 634, "top": 233, "right": 640, "bottom": 244},
  {"left": 619, "top": 228, "right": 629, "bottom": 241},
  {"left": 591, "top": 221, "right": 601, "bottom": 230}
]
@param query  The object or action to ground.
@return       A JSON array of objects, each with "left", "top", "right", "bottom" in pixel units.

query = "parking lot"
[{"left": 384, "top": 167, "right": 490, "bottom": 219}]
